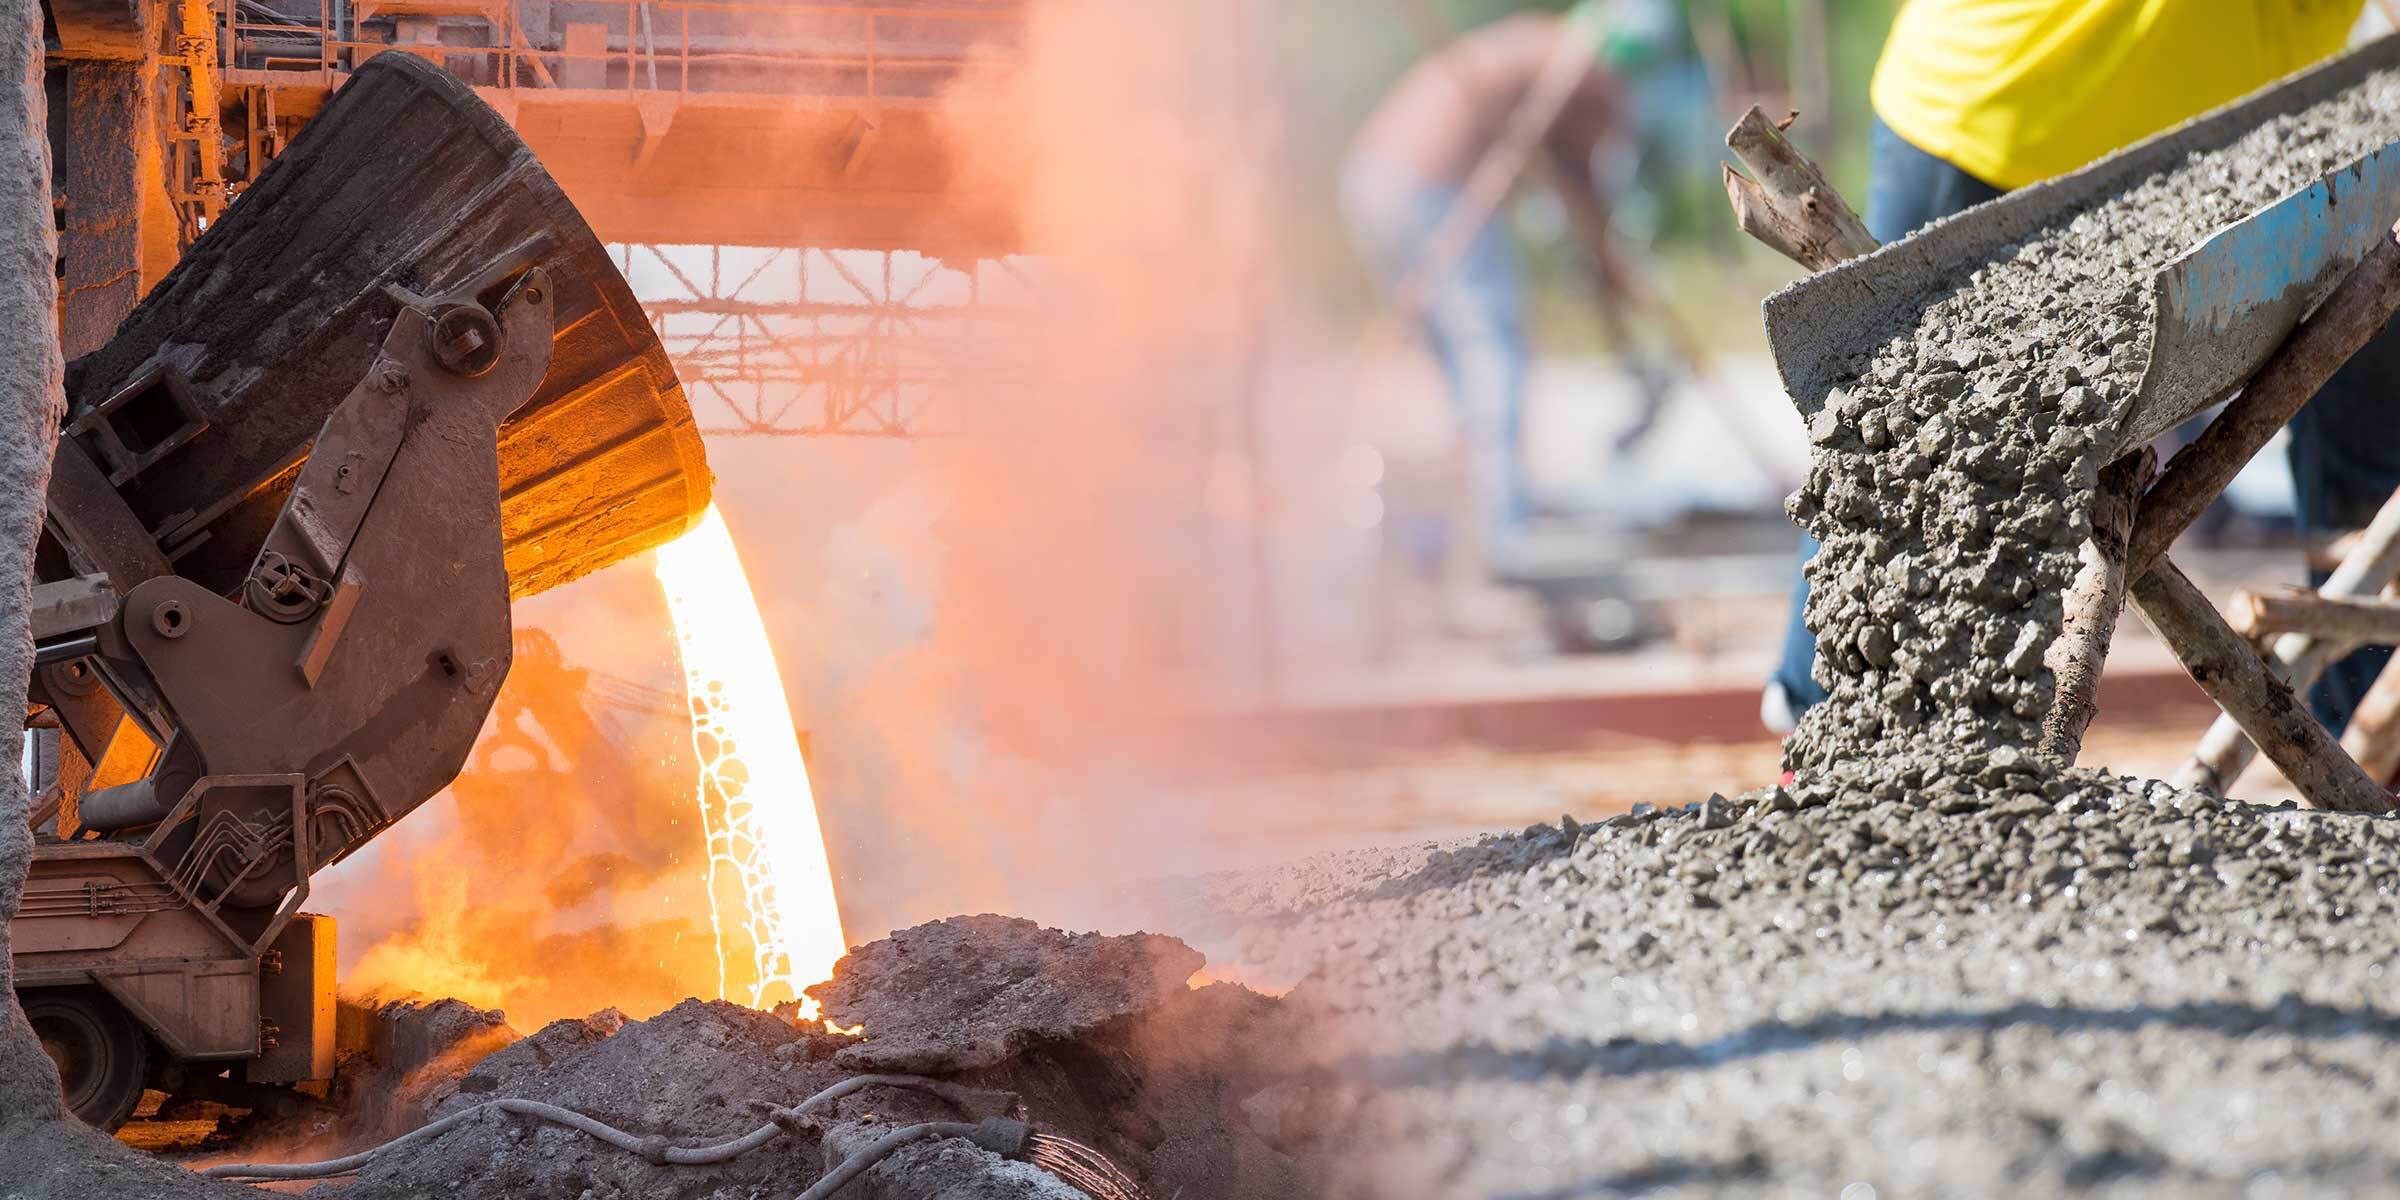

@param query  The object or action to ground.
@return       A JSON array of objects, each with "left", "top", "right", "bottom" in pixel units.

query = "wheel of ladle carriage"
[{"left": 23, "top": 987, "right": 148, "bottom": 1131}]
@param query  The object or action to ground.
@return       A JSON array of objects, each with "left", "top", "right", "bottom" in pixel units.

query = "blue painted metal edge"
[{"left": 2124, "top": 141, "right": 2400, "bottom": 451}]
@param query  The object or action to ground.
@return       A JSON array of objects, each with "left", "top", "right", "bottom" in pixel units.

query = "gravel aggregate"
[
  {"left": 1190, "top": 63, "right": 2400, "bottom": 1200},
  {"left": 1204, "top": 770, "right": 2400, "bottom": 1198},
  {"left": 1788, "top": 66, "right": 2400, "bottom": 774}
]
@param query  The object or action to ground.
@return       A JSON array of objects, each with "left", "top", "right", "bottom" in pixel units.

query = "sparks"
[{"left": 654, "top": 504, "right": 847, "bottom": 1015}]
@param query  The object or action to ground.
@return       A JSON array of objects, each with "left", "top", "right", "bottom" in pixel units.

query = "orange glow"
[{"left": 654, "top": 504, "right": 848, "bottom": 1015}]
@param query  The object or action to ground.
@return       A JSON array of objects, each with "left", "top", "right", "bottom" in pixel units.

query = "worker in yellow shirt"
[
  {"left": 1873, "top": 0, "right": 2361, "bottom": 192},
  {"left": 1767, "top": 0, "right": 2400, "bottom": 739}
]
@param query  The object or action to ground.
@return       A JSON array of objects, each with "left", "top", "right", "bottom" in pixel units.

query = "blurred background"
[{"left": 213, "top": 0, "right": 2390, "bottom": 1024}]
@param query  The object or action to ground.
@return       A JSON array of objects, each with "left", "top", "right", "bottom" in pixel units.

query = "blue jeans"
[
  {"left": 1340, "top": 160, "right": 1532, "bottom": 569},
  {"left": 2289, "top": 334, "right": 2400, "bottom": 729},
  {"left": 1770, "top": 117, "right": 2400, "bottom": 734}
]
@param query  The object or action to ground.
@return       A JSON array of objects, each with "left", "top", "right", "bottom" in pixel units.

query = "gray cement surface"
[
  {"left": 1199, "top": 774, "right": 2400, "bottom": 1198},
  {"left": 1176, "top": 62, "right": 2400, "bottom": 1200}
]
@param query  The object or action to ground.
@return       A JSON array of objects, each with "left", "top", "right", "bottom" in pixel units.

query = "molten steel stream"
[{"left": 655, "top": 505, "right": 848, "bottom": 1015}]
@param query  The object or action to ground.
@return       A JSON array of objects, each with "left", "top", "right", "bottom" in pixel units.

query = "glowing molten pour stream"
[{"left": 654, "top": 505, "right": 847, "bottom": 1015}]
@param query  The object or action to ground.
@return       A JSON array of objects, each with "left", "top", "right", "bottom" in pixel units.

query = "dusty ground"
[
  {"left": 1186, "top": 759, "right": 2400, "bottom": 1199},
  {"left": 95, "top": 919, "right": 1300, "bottom": 1200},
  {"left": 98, "top": 716, "right": 2320, "bottom": 1200}
]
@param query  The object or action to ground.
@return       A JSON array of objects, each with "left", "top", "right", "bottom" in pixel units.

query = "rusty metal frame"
[
  {"left": 618, "top": 242, "right": 1036, "bottom": 436},
  {"left": 218, "top": 0, "right": 1024, "bottom": 104}
]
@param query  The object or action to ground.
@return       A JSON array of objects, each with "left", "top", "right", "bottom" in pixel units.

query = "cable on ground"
[
  {"left": 791, "top": 1118, "right": 1032, "bottom": 1200},
  {"left": 198, "top": 1073, "right": 988, "bottom": 1182}
]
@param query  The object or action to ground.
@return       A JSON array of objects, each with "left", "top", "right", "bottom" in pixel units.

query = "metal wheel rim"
[{"left": 28, "top": 999, "right": 119, "bottom": 1113}]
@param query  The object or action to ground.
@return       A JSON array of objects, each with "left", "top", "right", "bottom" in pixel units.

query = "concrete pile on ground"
[
  {"left": 1198, "top": 765, "right": 2400, "bottom": 1197},
  {"left": 1186, "top": 65, "right": 2400, "bottom": 1193},
  {"left": 296, "top": 916, "right": 1303, "bottom": 1200}
]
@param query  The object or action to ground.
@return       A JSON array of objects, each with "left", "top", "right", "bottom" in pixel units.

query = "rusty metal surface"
[
  {"left": 17, "top": 261, "right": 559, "bottom": 1077},
  {"left": 15, "top": 53, "right": 706, "bottom": 1083},
  {"left": 252, "top": 913, "right": 335, "bottom": 1083},
  {"left": 65, "top": 50, "right": 710, "bottom": 602},
  {"left": 13, "top": 848, "right": 257, "bottom": 1053},
  {"left": 213, "top": 0, "right": 1027, "bottom": 254},
  {"left": 224, "top": 0, "right": 1024, "bottom": 103},
  {"left": 117, "top": 285, "right": 552, "bottom": 921},
  {"left": 30, "top": 574, "right": 119, "bottom": 642}
]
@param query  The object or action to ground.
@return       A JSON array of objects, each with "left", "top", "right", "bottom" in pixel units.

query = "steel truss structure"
[{"left": 615, "top": 243, "right": 1039, "bottom": 437}]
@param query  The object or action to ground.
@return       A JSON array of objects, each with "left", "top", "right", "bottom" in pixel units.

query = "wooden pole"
[
  {"left": 2131, "top": 559, "right": 2395, "bottom": 814},
  {"left": 2177, "top": 480, "right": 2400, "bottom": 793},
  {"left": 2339, "top": 651, "right": 2400, "bottom": 784},
  {"left": 2228, "top": 588, "right": 2400, "bottom": 646},
  {"left": 1716, "top": 125, "right": 2395, "bottom": 799},
  {"left": 2039, "top": 448, "right": 2153, "bottom": 763},
  {"left": 2111, "top": 218, "right": 2400, "bottom": 793},
  {"left": 2125, "top": 224, "right": 2400, "bottom": 580},
  {"left": 1722, "top": 105, "right": 1878, "bottom": 271}
]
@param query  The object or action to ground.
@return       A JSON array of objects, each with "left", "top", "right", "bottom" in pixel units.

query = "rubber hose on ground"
[{"left": 198, "top": 1073, "right": 985, "bottom": 1182}]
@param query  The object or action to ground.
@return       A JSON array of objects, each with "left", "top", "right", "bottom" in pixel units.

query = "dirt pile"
[
  {"left": 306, "top": 1001, "right": 819, "bottom": 1199},
  {"left": 820, "top": 1124, "right": 1082, "bottom": 1199},
  {"left": 264, "top": 917, "right": 1307, "bottom": 1200},
  {"left": 0, "top": 1121, "right": 271, "bottom": 1200},
  {"left": 1200, "top": 778, "right": 2400, "bottom": 1197},
  {"left": 810, "top": 914, "right": 1206, "bottom": 1072},
  {"left": 329, "top": 996, "right": 524, "bottom": 1141},
  {"left": 1786, "top": 64, "right": 2400, "bottom": 774}
]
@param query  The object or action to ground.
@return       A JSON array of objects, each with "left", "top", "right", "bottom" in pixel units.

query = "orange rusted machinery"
[{"left": 13, "top": 51, "right": 708, "bottom": 1127}]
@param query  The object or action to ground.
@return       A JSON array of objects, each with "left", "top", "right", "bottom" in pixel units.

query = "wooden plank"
[
  {"left": 2228, "top": 588, "right": 2400, "bottom": 645},
  {"left": 2126, "top": 221, "right": 2400, "bottom": 579}
]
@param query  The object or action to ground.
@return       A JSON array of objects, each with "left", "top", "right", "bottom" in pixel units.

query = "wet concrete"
[
  {"left": 1787, "top": 66, "right": 2400, "bottom": 777},
  {"left": 1201, "top": 778, "right": 2400, "bottom": 1197},
  {"left": 1174, "top": 66, "right": 2400, "bottom": 1198}
]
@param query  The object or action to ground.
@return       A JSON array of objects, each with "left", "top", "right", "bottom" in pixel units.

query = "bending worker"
[
  {"left": 1338, "top": 3, "right": 1669, "bottom": 578},
  {"left": 1766, "top": 0, "right": 2400, "bottom": 741}
]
